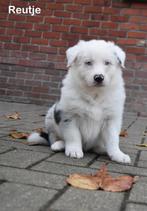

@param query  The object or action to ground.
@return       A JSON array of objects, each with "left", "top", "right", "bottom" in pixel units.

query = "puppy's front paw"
[
  {"left": 65, "top": 147, "right": 84, "bottom": 159},
  {"left": 110, "top": 152, "right": 131, "bottom": 164}
]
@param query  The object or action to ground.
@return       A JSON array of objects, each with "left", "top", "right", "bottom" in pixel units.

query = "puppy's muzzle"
[{"left": 94, "top": 74, "right": 104, "bottom": 84}]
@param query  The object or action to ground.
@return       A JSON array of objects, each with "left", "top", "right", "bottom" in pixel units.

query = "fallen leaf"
[
  {"left": 67, "top": 174, "right": 99, "bottom": 190},
  {"left": 6, "top": 112, "right": 21, "bottom": 120},
  {"left": 119, "top": 130, "right": 128, "bottom": 137},
  {"left": 66, "top": 164, "right": 138, "bottom": 192},
  {"left": 33, "top": 128, "right": 44, "bottom": 133},
  {"left": 9, "top": 130, "right": 29, "bottom": 139},
  {"left": 136, "top": 144, "right": 147, "bottom": 148}
]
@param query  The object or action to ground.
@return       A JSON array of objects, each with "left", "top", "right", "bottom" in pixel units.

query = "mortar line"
[
  {"left": 39, "top": 185, "right": 69, "bottom": 211},
  {"left": 120, "top": 191, "right": 130, "bottom": 211}
]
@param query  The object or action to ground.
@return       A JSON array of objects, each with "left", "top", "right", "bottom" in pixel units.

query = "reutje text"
[{"left": 8, "top": 5, "right": 41, "bottom": 16}]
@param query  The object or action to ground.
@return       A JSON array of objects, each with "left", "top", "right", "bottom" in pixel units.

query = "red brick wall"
[{"left": 0, "top": 0, "right": 147, "bottom": 116}]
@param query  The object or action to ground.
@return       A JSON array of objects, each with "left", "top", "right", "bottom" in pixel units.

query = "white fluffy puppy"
[{"left": 28, "top": 40, "right": 131, "bottom": 164}]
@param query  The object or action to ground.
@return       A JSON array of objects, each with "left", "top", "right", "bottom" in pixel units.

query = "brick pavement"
[{"left": 0, "top": 101, "right": 147, "bottom": 211}]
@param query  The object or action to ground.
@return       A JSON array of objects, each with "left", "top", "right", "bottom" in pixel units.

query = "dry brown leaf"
[
  {"left": 136, "top": 144, "right": 147, "bottom": 148},
  {"left": 6, "top": 112, "right": 21, "bottom": 120},
  {"left": 67, "top": 174, "right": 99, "bottom": 190},
  {"left": 119, "top": 130, "right": 128, "bottom": 137},
  {"left": 9, "top": 130, "right": 29, "bottom": 139},
  {"left": 66, "top": 164, "right": 138, "bottom": 192},
  {"left": 33, "top": 128, "right": 44, "bottom": 133}
]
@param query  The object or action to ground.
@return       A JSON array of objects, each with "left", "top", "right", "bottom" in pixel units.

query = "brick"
[
  {"left": 31, "top": 38, "right": 48, "bottom": 45},
  {"left": 74, "top": 0, "right": 90, "bottom": 4},
  {"left": 39, "top": 46, "right": 57, "bottom": 54},
  {"left": 0, "top": 35, "right": 12, "bottom": 42},
  {"left": 52, "top": 25, "right": 69, "bottom": 32},
  {"left": 84, "top": 6, "right": 101, "bottom": 13},
  {"left": 25, "top": 31, "right": 42, "bottom": 38},
  {"left": 21, "top": 45, "right": 39, "bottom": 52},
  {"left": 130, "top": 16, "right": 147, "bottom": 23},
  {"left": 82, "top": 20, "right": 100, "bottom": 27},
  {"left": 0, "top": 21, "right": 14, "bottom": 27},
  {"left": 50, "top": 40, "right": 68, "bottom": 47},
  {"left": 4, "top": 43, "right": 20, "bottom": 50},
  {"left": 13, "top": 37, "right": 30, "bottom": 44},
  {"left": 0, "top": 183, "right": 57, "bottom": 211},
  {"left": 121, "top": 9, "right": 141, "bottom": 16},
  {"left": 111, "top": 15, "right": 129, "bottom": 22},
  {"left": 62, "top": 33, "right": 80, "bottom": 41},
  {"left": 6, "top": 29, "right": 23, "bottom": 36},
  {"left": 120, "top": 23, "right": 139, "bottom": 30},
  {"left": 72, "top": 13, "right": 89, "bottom": 19},
  {"left": 66, "top": 5, "right": 82, "bottom": 12},
  {"left": 26, "top": 16, "right": 43, "bottom": 22},
  {"left": 43, "top": 31, "right": 61, "bottom": 39},
  {"left": 63, "top": 19, "right": 81, "bottom": 26},
  {"left": 128, "top": 31, "right": 146, "bottom": 39},
  {"left": 109, "top": 30, "right": 127, "bottom": 37},
  {"left": 47, "top": 3, "right": 64, "bottom": 10},
  {"left": 15, "top": 23, "right": 33, "bottom": 29},
  {"left": 117, "top": 39, "right": 138, "bottom": 46},
  {"left": 126, "top": 47, "right": 145, "bottom": 54},
  {"left": 54, "top": 11, "right": 71, "bottom": 18},
  {"left": 135, "top": 71, "right": 147, "bottom": 78},
  {"left": 103, "top": 7, "right": 120, "bottom": 14},
  {"left": 139, "top": 24, "right": 147, "bottom": 31},
  {"left": 91, "top": 14, "right": 109, "bottom": 21},
  {"left": 71, "top": 26, "right": 88, "bottom": 34},
  {"left": 45, "top": 17, "right": 62, "bottom": 24},
  {"left": 8, "top": 14, "right": 26, "bottom": 21},
  {"left": 32, "top": 86, "right": 49, "bottom": 93},
  {"left": 89, "top": 29, "right": 108, "bottom": 38},
  {"left": 101, "top": 22, "right": 118, "bottom": 29},
  {"left": 34, "top": 24, "right": 50, "bottom": 31}
]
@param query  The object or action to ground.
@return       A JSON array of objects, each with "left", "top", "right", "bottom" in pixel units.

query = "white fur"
[
  {"left": 42, "top": 40, "right": 131, "bottom": 163},
  {"left": 27, "top": 132, "right": 48, "bottom": 145}
]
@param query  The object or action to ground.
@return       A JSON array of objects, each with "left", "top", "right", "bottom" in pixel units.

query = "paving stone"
[
  {"left": 0, "top": 139, "right": 53, "bottom": 154},
  {"left": 90, "top": 161, "right": 147, "bottom": 176},
  {"left": 47, "top": 152, "right": 97, "bottom": 167},
  {"left": 139, "top": 151, "right": 147, "bottom": 160},
  {"left": 129, "top": 182, "right": 147, "bottom": 203},
  {"left": 0, "top": 149, "right": 49, "bottom": 168},
  {"left": 50, "top": 187, "right": 125, "bottom": 211},
  {"left": 0, "top": 166, "right": 66, "bottom": 189},
  {"left": 32, "top": 161, "right": 96, "bottom": 176},
  {"left": 0, "top": 182, "right": 57, "bottom": 211},
  {"left": 0, "top": 145, "right": 13, "bottom": 154},
  {"left": 126, "top": 203, "right": 147, "bottom": 211}
]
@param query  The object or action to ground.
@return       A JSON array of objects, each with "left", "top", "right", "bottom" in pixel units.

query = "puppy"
[{"left": 28, "top": 40, "right": 131, "bottom": 164}]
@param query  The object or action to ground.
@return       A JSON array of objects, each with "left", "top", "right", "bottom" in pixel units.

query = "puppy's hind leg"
[{"left": 49, "top": 132, "right": 65, "bottom": 152}]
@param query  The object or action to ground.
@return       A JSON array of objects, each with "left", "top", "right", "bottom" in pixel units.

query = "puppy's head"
[{"left": 66, "top": 40, "right": 126, "bottom": 87}]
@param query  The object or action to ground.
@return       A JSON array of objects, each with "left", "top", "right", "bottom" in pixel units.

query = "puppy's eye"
[
  {"left": 85, "top": 61, "right": 93, "bottom": 66},
  {"left": 104, "top": 61, "right": 111, "bottom": 66}
]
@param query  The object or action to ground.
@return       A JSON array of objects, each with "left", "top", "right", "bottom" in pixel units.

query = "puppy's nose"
[{"left": 94, "top": 74, "right": 104, "bottom": 83}]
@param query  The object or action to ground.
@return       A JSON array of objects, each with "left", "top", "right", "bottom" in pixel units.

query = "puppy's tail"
[{"left": 27, "top": 132, "right": 50, "bottom": 146}]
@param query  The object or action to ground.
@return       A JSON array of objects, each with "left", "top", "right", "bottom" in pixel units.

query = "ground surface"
[{"left": 0, "top": 101, "right": 147, "bottom": 211}]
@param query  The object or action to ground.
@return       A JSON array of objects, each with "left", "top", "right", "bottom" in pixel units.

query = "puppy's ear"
[
  {"left": 108, "top": 42, "right": 126, "bottom": 68},
  {"left": 66, "top": 44, "right": 79, "bottom": 68}
]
